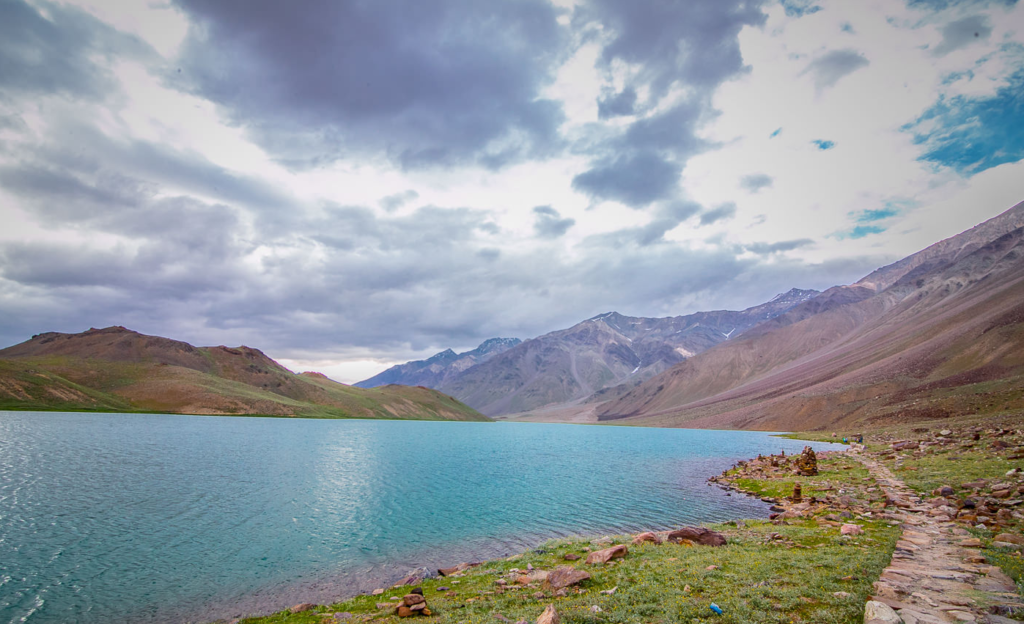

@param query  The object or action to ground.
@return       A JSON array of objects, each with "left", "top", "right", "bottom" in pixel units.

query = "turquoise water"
[{"left": 0, "top": 411, "right": 840, "bottom": 623}]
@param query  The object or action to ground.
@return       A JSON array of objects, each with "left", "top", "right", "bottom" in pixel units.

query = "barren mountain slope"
[
  {"left": 597, "top": 216, "right": 1024, "bottom": 431},
  {"left": 436, "top": 289, "right": 818, "bottom": 416}
]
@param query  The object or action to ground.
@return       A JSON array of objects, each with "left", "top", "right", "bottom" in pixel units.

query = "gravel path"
[{"left": 855, "top": 452, "right": 1024, "bottom": 624}]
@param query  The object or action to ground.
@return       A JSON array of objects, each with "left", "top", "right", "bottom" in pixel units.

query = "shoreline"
[{"left": 222, "top": 422, "right": 1024, "bottom": 623}]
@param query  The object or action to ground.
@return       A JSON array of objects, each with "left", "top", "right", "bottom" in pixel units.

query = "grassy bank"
[{"left": 230, "top": 454, "right": 898, "bottom": 624}]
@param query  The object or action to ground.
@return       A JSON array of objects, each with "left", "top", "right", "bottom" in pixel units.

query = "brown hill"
[
  {"left": 0, "top": 327, "right": 487, "bottom": 421},
  {"left": 596, "top": 201, "right": 1024, "bottom": 431}
]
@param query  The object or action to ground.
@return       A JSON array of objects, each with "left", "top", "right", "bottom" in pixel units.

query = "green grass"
[
  {"left": 880, "top": 448, "right": 1023, "bottom": 495},
  {"left": 236, "top": 520, "right": 897, "bottom": 624},
  {"left": 726, "top": 455, "right": 872, "bottom": 501}
]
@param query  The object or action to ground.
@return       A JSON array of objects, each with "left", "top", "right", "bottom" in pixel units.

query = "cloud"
[
  {"left": 171, "top": 0, "right": 567, "bottom": 171},
  {"left": 833, "top": 224, "right": 886, "bottom": 240},
  {"left": 533, "top": 206, "right": 576, "bottom": 239},
  {"left": 802, "top": 49, "right": 869, "bottom": 91},
  {"left": 745, "top": 239, "right": 814, "bottom": 254},
  {"left": 812, "top": 139, "right": 836, "bottom": 150},
  {"left": 572, "top": 151, "right": 680, "bottom": 207},
  {"left": 699, "top": 203, "right": 737, "bottom": 226},
  {"left": 597, "top": 87, "right": 638, "bottom": 119},
  {"left": 380, "top": 190, "right": 419, "bottom": 212},
  {"left": 568, "top": 0, "right": 765, "bottom": 210},
  {"left": 903, "top": 69, "right": 1024, "bottom": 176},
  {"left": 931, "top": 15, "right": 992, "bottom": 56},
  {"left": 739, "top": 173, "right": 774, "bottom": 193},
  {"left": 0, "top": 0, "right": 154, "bottom": 101}
]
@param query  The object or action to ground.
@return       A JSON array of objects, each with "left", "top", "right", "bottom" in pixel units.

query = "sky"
[{"left": 1, "top": 0, "right": 1023, "bottom": 383}]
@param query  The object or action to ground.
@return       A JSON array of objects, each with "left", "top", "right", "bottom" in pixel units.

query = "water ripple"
[{"left": 0, "top": 412, "right": 840, "bottom": 624}]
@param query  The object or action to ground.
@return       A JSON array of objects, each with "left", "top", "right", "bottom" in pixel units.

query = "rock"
[
  {"left": 586, "top": 544, "right": 628, "bottom": 564},
  {"left": 547, "top": 566, "right": 591, "bottom": 589},
  {"left": 833, "top": 591, "right": 851, "bottom": 598},
  {"left": 632, "top": 531, "right": 662, "bottom": 545},
  {"left": 533, "top": 591, "right": 545, "bottom": 600},
  {"left": 290, "top": 603, "right": 317, "bottom": 614},
  {"left": 536, "top": 604, "right": 560, "bottom": 624},
  {"left": 994, "top": 533, "right": 1024, "bottom": 544},
  {"left": 706, "top": 565, "right": 719, "bottom": 571},
  {"left": 864, "top": 600, "right": 902, "bottom": 623},
  {"left": 562, "top": 553, "right": 580, "bottom": 561},
  {"left": 589, "top": 606, "right": 602, "bottom": 613},
  {"left": 940, "top": 429, "right": 952, "bottom": 436},
  {"left": 334, "top": 613, "right": 354, "bottom": 621},
  {"left": 372, "top": 588, "right": 385, "bottom": 595},
  {"left": 932, "top": 486, "right": 955, "bottom": 497},
  {"left": 667, "top": 527, "right": 728, "bottom": 547},
  {"left": 841, "top": 524, "right": 864, "bottom": 535},
  {"left": 600, "top": 587, "right": 616, "bottom": 595},
  {"left": 409, "top": 603, "right": 427, "bottom": 612},
  {"left": 403, "top": 594, "right": 426, "bottom": 607},
  {"left": 396, "top": 606, "right": 414, "bottom": 618},
  {"left": 959, "top": 538, "right": 983, "bottom": 548}
]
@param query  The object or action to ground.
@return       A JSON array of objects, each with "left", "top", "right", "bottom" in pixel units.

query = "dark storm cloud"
[
  {"left": 572, "top": 151, "right": 680, "bottom": 206},
  {"left": 570, "top": 0, "right": 766, "bottom": 208},
  {"left": 533, "top": 206, "right": 576, "bottom": 239},
  {"left": 0, "top": 0, "right": 154, "bottom": 101},
  {"left": 597, "top": 87, "right": 638, "bottom": 119},
  {"left": 739, "top": 173, "right": 774, "bottom": 193},
  {"left": 579, "top": 0, "right": 766, "bottom": 100},
  {"left": 171, "top": 0, "right": 567, "bottom": 171},
  {"left": 699, "top": 203, "right": 737, "bottom": 226},
  {"left": 931, "top": 15, "right": 992, "bottom": 56},
  {"left": 802, "top": 49, "right": 869, "bottom": 91}
]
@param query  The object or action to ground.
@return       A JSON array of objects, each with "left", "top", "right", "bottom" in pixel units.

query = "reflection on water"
[{"left": 0, "top": 412, "right": 840, "bottom": 624}]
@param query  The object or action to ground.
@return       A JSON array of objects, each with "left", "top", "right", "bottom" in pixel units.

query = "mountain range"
[
  {"left": 357, "top": 288, "right": 819, "bottom": 416},
  {"left": 5, "top": 200, "right": 1023, "bottom": 431},
  {"left": 0, "top": 327, "right": 486, "bottom": 421},
  {"left": 594, "top": 200, "right": 1024, "bottom": 430}
]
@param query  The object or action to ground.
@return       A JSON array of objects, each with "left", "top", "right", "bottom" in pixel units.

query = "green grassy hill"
[{"left": 0, "top": 327, "right": 488, "bottom": 421}]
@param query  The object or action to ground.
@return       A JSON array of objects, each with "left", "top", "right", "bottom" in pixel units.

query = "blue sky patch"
[
  {"left": 770, "top": 127, "right": 782, "bottom": 138},
  {"left": 856, "top": 207, "right": 899, "bottom": 222},
  {"left": 904, "top": 69, "right": 1024, "bottom": 176},
  {"left": 834, "top": 224, "right": 886, "bottom": 240},
  {"left": 780, "top": 0, "right": 823, "bottom": 17},
  {"left": 812, "top": 139, "right": 836, "bottom": 150}
]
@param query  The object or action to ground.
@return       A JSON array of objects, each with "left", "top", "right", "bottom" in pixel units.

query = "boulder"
[
  {"left": 536, "top": 604, "right": 560, "bottom": 624},
  {"left": 586, "top": 544, "right": 628, "bottom": 564},
  {"left": 547, "top": 566, "right": 591, "bottom": 589},
  {"left": 841, "top": 524, "right": 864, "bottom": 536},
  {"left": 290, "top": 603, "right": 317, "bottom": 614},
  {"left": 402, "top": 594, "right": 426, "bottom": 607},
  {"left": 632, "top": 532, "right": 662, "bottom": 545},
  {"left": 864, "top": 600, "right": 902, "bottom": 623},
  {"left": 667, "top": 527, "right": 727, "bottom": 547}
]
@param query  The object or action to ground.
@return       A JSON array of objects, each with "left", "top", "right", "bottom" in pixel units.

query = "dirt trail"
[{"left": 854, "top": 452, "right": 1023, "bottom": 623}]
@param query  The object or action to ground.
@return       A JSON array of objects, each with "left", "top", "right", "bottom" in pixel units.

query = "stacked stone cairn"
[
  {"left": 394, "top": 588, "right": 431, "bottom": 618},
  {"left": 793, "top": 446, "right": 818, "bottom": 476}
]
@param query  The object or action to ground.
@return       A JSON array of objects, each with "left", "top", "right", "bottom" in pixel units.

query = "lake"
[{"left": 0, "top": 411, "right": 840, "bottom": 623}]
